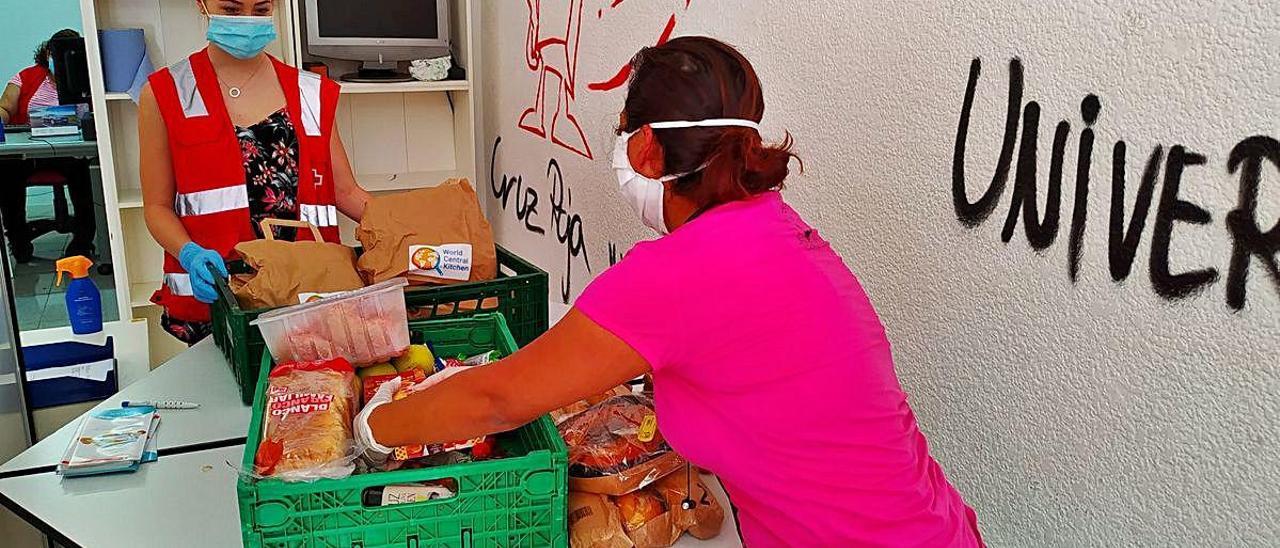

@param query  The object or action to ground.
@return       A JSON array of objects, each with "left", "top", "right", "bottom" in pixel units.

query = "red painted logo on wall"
[{"left": 518, "top": 0, "right": 693, "bottom": 160}]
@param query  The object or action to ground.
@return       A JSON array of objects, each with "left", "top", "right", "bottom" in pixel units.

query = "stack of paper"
[{"left": 57, "top": 406, "right": 160, "bottom": 477}]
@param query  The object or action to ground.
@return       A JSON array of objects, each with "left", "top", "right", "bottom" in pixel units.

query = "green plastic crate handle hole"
[{"left": 358, "top": 477, "right": 462, "bottom": 511}]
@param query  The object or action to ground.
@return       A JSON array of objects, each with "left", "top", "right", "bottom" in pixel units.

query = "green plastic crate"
[
  {"left": 211, "top": 246, "right": 549, "bottom": 404},
  {"left": 238, "top": 314, "right": 568, "bottom": 548}
]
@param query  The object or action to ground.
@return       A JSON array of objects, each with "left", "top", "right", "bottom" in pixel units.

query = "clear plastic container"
[{"left": 251, "top": 278, "right": 410, "bottom": 366}]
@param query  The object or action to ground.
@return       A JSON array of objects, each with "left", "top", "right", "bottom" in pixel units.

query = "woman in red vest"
[
  {"left": 0, "top": 29, "right": 97, "bottom": 262},
  {"left": 138, "top": 0, "right": 371, "bottom": 343},
  {"left": 0, "top": 29, "right": 78, "bottom": 125}
]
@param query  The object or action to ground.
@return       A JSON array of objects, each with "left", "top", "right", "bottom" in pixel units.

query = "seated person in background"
[{"left": 0, "top": 29, "right": 97, "bottom": 262}]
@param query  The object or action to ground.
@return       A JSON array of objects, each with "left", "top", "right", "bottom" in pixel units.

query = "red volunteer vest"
[
  {"left": 148, "top": 49, "right": 342, "bottom": 322},
  {"left": 11, "top": 65, "right": 51, "bottom": 125}
]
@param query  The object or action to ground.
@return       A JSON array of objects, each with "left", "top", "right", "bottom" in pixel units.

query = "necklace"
[{"left": 215, "top": 57, "right": 268, "bottom": 99}]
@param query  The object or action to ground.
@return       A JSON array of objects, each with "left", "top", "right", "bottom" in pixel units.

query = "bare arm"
[
  {"left": 0, "top": 83, "right": 20, "bottom": 124},
  {"left": 138, "top": 83, "right": 194, "bottom": 257},
  {"left": 370, "top": 309, "right": 650, "bottom": 446},
  {"left": 331, "top": 131, "right": 371, "bottom": 222}
]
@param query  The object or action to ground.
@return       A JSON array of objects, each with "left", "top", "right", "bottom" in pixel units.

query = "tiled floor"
[{"left": 7, "top": 188, "right": 118, "bottom": 331}]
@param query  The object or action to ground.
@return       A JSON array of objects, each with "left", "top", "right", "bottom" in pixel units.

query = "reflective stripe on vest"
[
  {"left": 169, "top": 58, "right": 208, "bottom": 118},
  {"left": 300, "top": 203, "right": 338, "bottom": 227},
  {"left": 174, "top": 186, "right": 249, "bottom": 217},
  {"left": 299, "top": 71, "right": 322, "bottom": 137},
  {"left": 165, "top": 273, "right": 195, "bottom": 297}
]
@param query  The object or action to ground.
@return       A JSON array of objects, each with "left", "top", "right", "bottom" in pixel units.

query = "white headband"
[{"left": 647, "top": 118, "right": 761, "bottom": 131}]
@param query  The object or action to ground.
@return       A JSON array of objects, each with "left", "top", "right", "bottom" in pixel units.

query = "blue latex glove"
[{"left": 178, "top": 242, "right": 228, "bottom": 304}]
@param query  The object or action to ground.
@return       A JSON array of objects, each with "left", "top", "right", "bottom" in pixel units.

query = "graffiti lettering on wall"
[
  {"left": 489, "top": 137, "right": 546, "bottom": 236},
  {"left": 548, "top": 159, "right": 592, "bottom": 301},
  {"left": 490, "top": 136, "right": 593, "bottom": 303},
  {"left": 608, "top": 242, "right": 625, "bottom": 266},
  {"left": 952, "top": 58, "right": 1279, "bottom": 311},
  {"left": 518, "top": 0, "right": 694, "bottom": 159}
]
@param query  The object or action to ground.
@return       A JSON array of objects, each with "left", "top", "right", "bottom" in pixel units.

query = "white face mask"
[{"left": 612, "top": 118, "right": 761, "bottom": 235}]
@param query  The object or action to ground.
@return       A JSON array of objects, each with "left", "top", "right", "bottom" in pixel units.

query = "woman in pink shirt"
[{"left": 362, "top": 36, "right": 982, "bottom": 546}]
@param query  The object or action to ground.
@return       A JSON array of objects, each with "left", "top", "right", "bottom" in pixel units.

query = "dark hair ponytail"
[
  {"left": 702, "top": 127, "right": 799, "bottom": 197},
  {"left": 621, "top": 36, "right": 801, "bottom": 207}
]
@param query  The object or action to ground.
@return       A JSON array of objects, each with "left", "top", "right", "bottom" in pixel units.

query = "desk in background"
[{"left": 0, "top": 133, "right": 98, "bottom": 160}]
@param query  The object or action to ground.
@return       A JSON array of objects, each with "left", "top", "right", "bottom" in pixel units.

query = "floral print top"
[{"left": 239, "top": 108, "right": 300, "bottom": 241}]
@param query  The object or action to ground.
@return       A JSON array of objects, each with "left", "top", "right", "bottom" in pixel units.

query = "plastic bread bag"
[
  {"left": 558, "top": 395, "right": 686, "bottom": 496},
  {"left": 551, "top": 385, "right": 634, "bottom": 425},
  {"left": 253, "top": 358, "right": 361, "bottom": 481},
  {"left": 619, "top": 472, "right": 726, "bottom": 547}
]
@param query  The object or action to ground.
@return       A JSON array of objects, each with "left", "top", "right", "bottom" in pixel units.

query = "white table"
[
  {"left": 0, "top": 133, "right": 98, "bottom": 159},
  {"left": 0, "top": 446, "right": 243, "bottom": 548},
  {"left": 0, "top": 304, "right": 743, "bottom": 547},
  {"left": 0, "top": 339, "right": 250, "bottom": 477},
  {"left": 0, "top": 443, "right": 740, "bottom": 548}
]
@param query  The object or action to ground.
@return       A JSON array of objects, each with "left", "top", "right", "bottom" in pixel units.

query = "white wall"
[
  {"left": 0, "top": 0, "right": 82, "bottom": 85},
  {"left": 480, "top": 1, "right": 1279, "bottom": 546}
]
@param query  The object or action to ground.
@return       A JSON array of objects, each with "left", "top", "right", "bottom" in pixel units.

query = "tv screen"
[{"left": 316, "top": 0, "right": 440, "bottom": 39}]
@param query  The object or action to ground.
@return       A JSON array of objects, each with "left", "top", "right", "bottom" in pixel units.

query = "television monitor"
[{"left": 304, "top": 0, "right": 450, "bottom": 82}]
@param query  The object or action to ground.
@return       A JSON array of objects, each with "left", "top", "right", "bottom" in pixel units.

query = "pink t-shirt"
[
  {"left": 8, "top": 71, "right": 59, "bottom": 111},
  {"left": 576, "top": 192, "right": 982, "bottom": 547}
]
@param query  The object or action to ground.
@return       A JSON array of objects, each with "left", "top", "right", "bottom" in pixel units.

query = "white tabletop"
[
  {"left": 0, "top": 132, "right": 98, "bottom": 159},
  {"left": 0, "top": 445, "right": 243, "bottom": 548},
  {"left": 0, "top": 303, "right": 743, "bottom": 547},
  {"left": 0, "top": 443, "right": 740, "bottom": 548},
  {"left": 0, "top": 339, "right": 250, "bottom": 476}
]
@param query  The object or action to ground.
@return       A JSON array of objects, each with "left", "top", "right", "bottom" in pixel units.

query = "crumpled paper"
[{"left": 409, "top": 56, "right": 452, "bottom": 82}]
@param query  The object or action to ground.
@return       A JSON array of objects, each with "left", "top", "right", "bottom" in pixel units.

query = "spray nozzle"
[{"left": 55, "top": 255, "right": 93, "bottom": 286}]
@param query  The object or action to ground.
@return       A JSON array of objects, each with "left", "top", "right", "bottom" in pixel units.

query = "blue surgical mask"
[{"left": 206, "top": 14, "right": 277, "bottom": 60}]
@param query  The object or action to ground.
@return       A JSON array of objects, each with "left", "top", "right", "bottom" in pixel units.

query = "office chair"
[{"left": 24, "top": 169, "right": 76, "bottom": 242}]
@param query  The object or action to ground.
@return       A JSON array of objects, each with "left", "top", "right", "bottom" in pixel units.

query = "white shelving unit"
[
  {"left": 81, "top": 0, "right": 481, "bottom": 366},
  {"left": 340, "top": 80, "right": 471, "bottom": 94}
]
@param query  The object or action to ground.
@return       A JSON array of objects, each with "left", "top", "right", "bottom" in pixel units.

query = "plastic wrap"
[
  {"left": 254, "top": 358, "right": 360, "bottom": 481},
  {"left": 551, "top": 386, "right": 633, "bottom": 425},
  {"left": 617, "top": 490, "right": 666, "bottom": 533},
  {"left": 559, "top": 395, "right": 670, "bottom": 477},
  {"left": 253, "top": 278, "right": 411, "bottom": 366}
]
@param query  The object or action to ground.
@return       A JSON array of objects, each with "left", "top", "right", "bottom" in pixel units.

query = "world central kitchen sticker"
[{"left": 409, "top": 244, "right": 473, "bottom": 281}]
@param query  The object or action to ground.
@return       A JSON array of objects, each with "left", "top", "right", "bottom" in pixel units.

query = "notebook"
[{"left": 58, "top": 406, "right": 160, "bottom": 477}]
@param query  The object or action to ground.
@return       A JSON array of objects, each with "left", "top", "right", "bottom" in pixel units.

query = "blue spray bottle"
[{"left": 56, "top": 256, "right": 103, "bottom": 334}]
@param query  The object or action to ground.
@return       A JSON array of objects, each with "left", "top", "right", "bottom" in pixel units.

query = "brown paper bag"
[
  {"left": 356, "top": 179, "right": 497, "bottom": 286},
  {"left": 622, "top": 473, "right": 725, "bottom": 548},
  {"left": 231, "top": 219, "right": 364, "bottom": 309},
  {"left": 569, "top": 492, "right": 634, "bottom": 548}
]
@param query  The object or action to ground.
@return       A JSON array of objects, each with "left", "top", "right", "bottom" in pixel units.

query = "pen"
[{"left": 122, "top": 400, "right": 200, "bottom": 410}]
